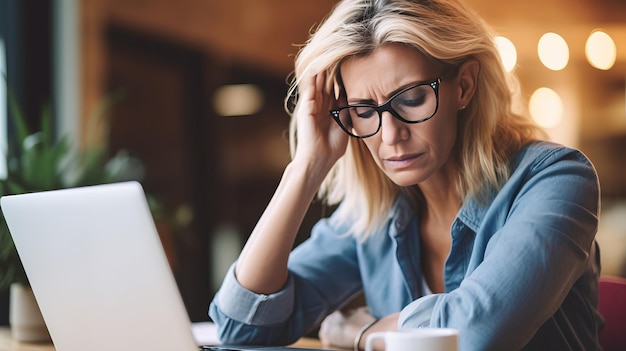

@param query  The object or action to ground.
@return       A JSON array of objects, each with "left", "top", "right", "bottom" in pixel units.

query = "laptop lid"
[{"left": 1, "top": 181, "right": 199, "bottom": 351}]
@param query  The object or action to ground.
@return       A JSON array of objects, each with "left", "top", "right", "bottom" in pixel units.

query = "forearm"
[{"left": 235, "top": 160, "right": 329, "bottom": 294}]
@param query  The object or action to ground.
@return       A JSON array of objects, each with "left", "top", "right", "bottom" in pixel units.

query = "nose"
[{"left": 379, "top": 111, "right": 409, "bottom": 145}]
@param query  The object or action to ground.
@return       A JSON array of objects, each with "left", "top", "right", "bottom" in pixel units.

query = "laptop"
[{"left": 1, "top": 182, "right": 323, "bottom": 351}]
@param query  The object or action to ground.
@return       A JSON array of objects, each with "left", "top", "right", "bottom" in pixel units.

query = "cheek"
[
  {"left": 360, "top": 139, "right": 385, "bottom": 167},
  {"left": 416, "top": 108, "right": 458, "bottom": 147},
  {"left": 430, "top": 99, "right": 460, "bottom": 142}
]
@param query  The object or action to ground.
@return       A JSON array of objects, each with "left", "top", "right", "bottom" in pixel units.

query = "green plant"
[{"left": 0, "top": 86, "right": 146, "bottom": 290}]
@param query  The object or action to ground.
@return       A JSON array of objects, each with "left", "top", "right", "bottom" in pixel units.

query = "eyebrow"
[
  {"left": 346, "top": 78, "right": 435, "bottom": 105},
  {"left": 348, "top": 86, "right": 405, "bottom": 105}
]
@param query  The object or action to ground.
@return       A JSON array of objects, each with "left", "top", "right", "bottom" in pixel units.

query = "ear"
[{"left": 456, "top": 59, "right": 479, "bottom": 111}]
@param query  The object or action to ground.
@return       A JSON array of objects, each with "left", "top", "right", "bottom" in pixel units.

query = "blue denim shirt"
[{"left": 209, "top": 141, "right": 603, "bottom": 350}]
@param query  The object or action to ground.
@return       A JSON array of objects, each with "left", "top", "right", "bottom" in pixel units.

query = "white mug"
[{"left": 365, "top": 328, "right": 458, "bottom": 351}]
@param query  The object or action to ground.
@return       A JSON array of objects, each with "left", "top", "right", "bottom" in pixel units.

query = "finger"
[
  {"left": 315, "top": 71, "right": 327, "bottom": 102},
  {"left": 299, "top": 71, "right": 320, "bottom": 103},
  {"left": 313, "top": 72, "right": 330, "bottom": 115}
]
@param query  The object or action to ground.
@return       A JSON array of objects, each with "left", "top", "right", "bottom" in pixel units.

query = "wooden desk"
[{"left": 0, "top": 327, "right": 329, "bottom": 351}]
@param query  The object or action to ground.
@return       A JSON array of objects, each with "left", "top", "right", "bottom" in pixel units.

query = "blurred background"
[{"left": 1, "top": 0, "right": 625, "bottom": 323}]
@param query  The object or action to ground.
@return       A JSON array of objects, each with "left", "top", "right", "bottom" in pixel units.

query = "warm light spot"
[
  {"left": 586, "top": 30, "right": 617, "bottom": 70},
  {"left": 495, "top": 36, "right": 518, "bottom": 72},
  {"left": 529, "top": 87, "right": 563, "bottom": 128},
  {"left": 538, "top": 33, "right": 569, "bottom": 71},
  {"left": 213, "top": 84, "right": 264, "bottom": 116}
]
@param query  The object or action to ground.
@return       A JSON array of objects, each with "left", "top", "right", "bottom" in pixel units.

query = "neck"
[{"left": 418, "top": 161, "right": 462, "bottom": 228}]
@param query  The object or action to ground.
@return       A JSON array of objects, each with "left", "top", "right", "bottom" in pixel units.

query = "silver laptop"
[
  {"left": 1, "top": 181, "right": 201, "bottom": 351},
  {"left": 2, "top": 182, "right": 324, "bottom": 351}
]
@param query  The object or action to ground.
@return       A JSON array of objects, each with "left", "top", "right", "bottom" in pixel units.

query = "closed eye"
[
  {"left": 396, "top": 93, "right": 427, "bottom": 108},
  {"left": 353, "top": 106, "right": 377, "bottom": 119}
]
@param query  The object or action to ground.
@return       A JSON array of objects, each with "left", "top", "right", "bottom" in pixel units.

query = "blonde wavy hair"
[{"left": 286, "top": 0, "right": 544, "bottom": 240}]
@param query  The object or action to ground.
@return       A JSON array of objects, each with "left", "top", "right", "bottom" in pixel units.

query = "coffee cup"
[{"left": 365, "top": 328, "right": 458, "bottom": 351}]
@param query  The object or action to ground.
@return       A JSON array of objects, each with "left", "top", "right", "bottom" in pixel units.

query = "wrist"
[
  {"left": 353, "top": 319, "right": 378, "bottom": 351},
  {"left": 285, "top": 159, "right": 331, "bottom": 189}
]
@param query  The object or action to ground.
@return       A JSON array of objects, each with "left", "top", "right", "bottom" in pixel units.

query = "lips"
[{"left": 384, "top": 153, "right": 423, "bottom": 168}]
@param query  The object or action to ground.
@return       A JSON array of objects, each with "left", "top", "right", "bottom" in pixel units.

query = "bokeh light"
[
  {"left": 529, "top": 87, "right": 564, "bottom": 128},
  {"left": 495, "top": 36, "right": 518, "bottom": 72},
  {"left": 538, "top": 33, "right": 569, "bottom": 71},
  {"left": 585, "top": 30, "right": 617, "bottom": 70}
]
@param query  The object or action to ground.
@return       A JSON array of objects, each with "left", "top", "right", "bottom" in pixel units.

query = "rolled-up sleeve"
[
  {"left": 213, "top": 264, "right": 295, "bottom": 326},
  {"left": 209, "top": 213, "right": 362, "bottom": 346}
]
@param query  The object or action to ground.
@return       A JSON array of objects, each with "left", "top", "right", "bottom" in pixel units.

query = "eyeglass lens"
[{"left": 334, "top": 82, "right": 438, "bottom": 138}]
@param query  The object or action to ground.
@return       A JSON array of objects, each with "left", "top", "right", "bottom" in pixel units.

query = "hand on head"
[{"left": 292, "top": 71, "right": 349, "bottom": 173}]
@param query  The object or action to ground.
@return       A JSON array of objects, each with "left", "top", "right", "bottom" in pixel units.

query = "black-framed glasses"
[{"left": 330, "top": 78, "right": 440, "bottom": 138}]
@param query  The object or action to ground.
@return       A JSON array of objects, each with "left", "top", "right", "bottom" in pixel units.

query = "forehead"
[{"left": 339, "top": 43, "right": 441, "bottom": 96}]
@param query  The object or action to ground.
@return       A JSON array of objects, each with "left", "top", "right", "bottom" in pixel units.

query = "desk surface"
[
  {"left": 0, "top": 327, "right": 54, "bottom": 351},
  {"left": 0, "top": 327, "right": 329, "bottom": 351}
]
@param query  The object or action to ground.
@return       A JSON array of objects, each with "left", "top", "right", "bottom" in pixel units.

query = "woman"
[{"left": 209, "top": 0, "right": 603, "bottom": 350}]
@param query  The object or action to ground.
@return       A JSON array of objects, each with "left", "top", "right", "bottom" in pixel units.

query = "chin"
[
  {"left": 383, "top": 165, "right": 433, "bottom": 187},
  {"left": 387, "top": 174, "right": 423, "bottom": 187}
]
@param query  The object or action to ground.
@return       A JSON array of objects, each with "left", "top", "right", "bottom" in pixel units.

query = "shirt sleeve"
[
  {"left": 212, "top": 263, "right": 296, "bottom": 325},
  {"left": 398, "top": 147, "right": 601, "bottom": 350},
  {"left": 209, "top": 212, "right": 363, "bottom": 345}
]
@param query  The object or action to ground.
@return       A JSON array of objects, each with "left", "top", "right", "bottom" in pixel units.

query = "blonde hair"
[{"left": 286, "top": 0, "right": 544, "bottom": 240}]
